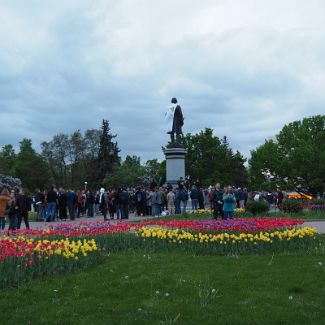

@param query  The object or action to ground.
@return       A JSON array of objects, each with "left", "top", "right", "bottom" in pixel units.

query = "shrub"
[
  {"left": 246, "top": 200, "right": 270, "bottom": 215},
  {"left": 307, "top": 199, "right": 325, "bottom": 212},
  {"left": 279, "top": 199, "right": 304, "bottom": 213}
]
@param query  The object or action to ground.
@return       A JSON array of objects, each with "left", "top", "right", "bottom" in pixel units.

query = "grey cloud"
[{"left": 1, "top": 0, "right": 325, "bottom": 162}]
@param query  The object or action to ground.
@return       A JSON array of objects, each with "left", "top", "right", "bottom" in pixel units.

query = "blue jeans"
[
  {"left": 181, "top": 200, "right": 188, "bottom": 214},
  {"left": 46, "top": 202, "right": 56, "bottom": 222},
  {"left": 0, "top": 217, "right": 5, "bottom": 230},
  {"left": 223, "top": 211, "right": 234, "bottom": 220},
  {"left": 191, "top": 199, "right": 198, "bottom": 211},
  {"left": 9, "top": 215, "right": 18, "bottom": 230},
  {"left": 175, "top": 200, "right": 181, "bottom": 214},
  {"left": 153, "top": 203, "right": 161, "bottom": 216},
  {"left": 116, "top": 204, "right": 123, "bottom": 219}
]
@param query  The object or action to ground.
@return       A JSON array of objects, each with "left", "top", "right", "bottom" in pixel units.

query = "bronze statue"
[{"left": 165, "top": 97, "right": 184, "bottom": 144}]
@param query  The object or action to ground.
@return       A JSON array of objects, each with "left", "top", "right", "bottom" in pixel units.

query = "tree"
[
  {"left": 12, "top": 139, "right": 50, "bottom": 190},
  {"left": 249, "top": 115, "right": 325, "bottom": 194},
  {"left": 182, "top": 128, "right": 247, "bottom": 187},
  {"left": 41, "top": 133, "right": 70, "bottom": 187},
  {"left": 0, "top": 144, "right": 16, "bottom": 175},
  {"left": 144, "top": 159, "right": 166, "bottom": 183},
  {"left": 94, "top": 119, "right": 120, "bottom": 187},
  {"left": 105, "top": 155, "right": 144, "bottom": 188}
]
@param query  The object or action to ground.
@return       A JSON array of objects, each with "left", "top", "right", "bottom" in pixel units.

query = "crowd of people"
[
  {"left": 0, "top": 188, "right": 32, "bottom": 231},
  {"left": 0, "top": 177, "right": 309, "bottom": 231},
  {"left": 0, "top": 178, "right": 250, "bottom": 230}
]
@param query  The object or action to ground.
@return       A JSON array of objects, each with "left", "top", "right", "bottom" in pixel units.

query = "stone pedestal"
[{"left": 163, "top": 146, "right": 187, "bottom": 186}]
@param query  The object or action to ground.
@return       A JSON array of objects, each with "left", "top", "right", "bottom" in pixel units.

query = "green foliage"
[
  {"left": 105, "top": 155, "right": 145, "bottom": 188},
  {"left": 0, "top": 144, "right": 16, "bottom": 175},
  {"left": 249, "top": 115, "right": 325, "bottom": 194},
  {"left": 182, "top": 129, "right": 247, "bottom": 187},
  {"left": 246, "top": 200, "right": 270, "bottom": 215},
  {"left": 94, "top": 119, "right": 120, "bottom": 187},
  {"left": 11, "top": 139, "right": 50, "bottom": 190},
  {"left": 279, "top": 199, "right": 304, "bottom": 213},
  {"left": 144, "top": 159, "right": 165, "bottom": 182},
  {"left": 41, "top": 120, "right": 120, "bottom": 189}
]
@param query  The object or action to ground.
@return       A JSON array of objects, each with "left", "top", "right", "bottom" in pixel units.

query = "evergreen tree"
[{"left": 94, "top": 119, "right": 120, "bottom": 187}]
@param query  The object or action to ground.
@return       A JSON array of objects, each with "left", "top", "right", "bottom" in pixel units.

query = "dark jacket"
[
  {"left": 47, "top": 190, "right": 57, "bottom": 203},
  {"left": 190, "top": 188, "right": 200, "bottom": 200},
  {"left": 212, "top": 189, "right": 223, "bottom": 204},
  {"left": 17, "top": 194, "right": 31, "bottom": 215},
  {"left": 58, "top": 192, "right": 67, "bottom": 208}
]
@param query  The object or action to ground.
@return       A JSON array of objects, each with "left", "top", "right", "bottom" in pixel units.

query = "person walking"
[
  {"left": 0, "top": 188, "right": 10, "bottom": 230},
  {"left": 222, "top": 185, "right": 236, "bottom": 220}
]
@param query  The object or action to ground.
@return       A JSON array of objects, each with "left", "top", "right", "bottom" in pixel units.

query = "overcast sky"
[{"left": 1, "top": 0, "right": 324, "bottom": 162}]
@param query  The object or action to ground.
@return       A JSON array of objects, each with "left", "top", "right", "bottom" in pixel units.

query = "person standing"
[
  {"left": 35, "top": 189, "right": 45, "bottom": 221},
  {"left": 99, "top": 188, "right": 109, "bottom": 221},
  {"left": 167, "top": 189, "right": 176, "bottom": 215},
  {"left": 152, "top": 187, "right": 162, "bottom": 216},
  {"left": 237, "top": 187, "right": 245, "bottom": 209},
  {"left": 0, "top": 188, "right": 10, "bottom": 230},
  {"left": 135, "top": 187, "right": 144, "bottom": 216},
  {"left": 145, "top": 189, "right": 153, "bottom": 216},
  {"left": 276, "top": 188, "right": 284, "bottom": 209},
  {"left": 46, "top": 187, "right": 57, "bottom": 222},
  {"left": 57, "top": 188, "right": 67, "bottom": 220},
  {"left": 179, "top": 187, "right": 188, "bottom": 214},
  {"left": 17, "top": 189, "right": 31, "bottom": 229},
  {"left": 7, "top": 191, "right": 19, "bottom": 231},
  {"left": 66, "top": 189, "right": 76, "bottom": 220},
  {"left": 86, "top": 190, "right": 95, "bottom": 217},
  {"left": 175, "top": 188, "right": 181, "bottom": 214},
  {"left": 222, "top": 185, "right": 236, "bottom": 220},
  {"left": 212, "top": 183, "right": 223, "bottom": 220},
  {"left": 190, "top": 185, "right": 199, "bottom": 211}
]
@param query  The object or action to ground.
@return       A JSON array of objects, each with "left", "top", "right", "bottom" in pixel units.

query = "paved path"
[
  {"left": 25, "top": 216, "right": 325, "bottom": 234},
  {"left": 303, "top": 221, "right": 325, "bottom": 234}
]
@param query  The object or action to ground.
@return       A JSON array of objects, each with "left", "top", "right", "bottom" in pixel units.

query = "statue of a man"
[{"left": 165, "top": 97, "right": 184, "bottom": 144}]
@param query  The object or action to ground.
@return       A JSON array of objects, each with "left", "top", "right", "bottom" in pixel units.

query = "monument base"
[{"left": 163, "top": 146, "right": 187, "bottom": 187}]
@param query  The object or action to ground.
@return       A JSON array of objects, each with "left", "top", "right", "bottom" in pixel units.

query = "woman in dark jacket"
[{"left": 7, "top": 191, "right": 19, "bottom": 231}]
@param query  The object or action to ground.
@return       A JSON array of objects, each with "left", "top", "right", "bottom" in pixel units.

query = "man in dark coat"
[{"left": 212, "top": 183, "right": 223, "bottom": 220}]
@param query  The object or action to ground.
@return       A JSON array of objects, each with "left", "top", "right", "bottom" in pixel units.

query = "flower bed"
[
  {"left": 0, "top": 236, "right": 99, "bottom": 289},
  {"left": 0, "top": 218, "right": 320, "bottom": 289}
]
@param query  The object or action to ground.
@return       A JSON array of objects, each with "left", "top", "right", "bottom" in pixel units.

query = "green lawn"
[{"left": 1, "top": 251, "right": 324, "bottom": 325}]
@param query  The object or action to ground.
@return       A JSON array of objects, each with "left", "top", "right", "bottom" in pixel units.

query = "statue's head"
[{"left": 171, "top": 97, "right": 177, "bottom": 104}]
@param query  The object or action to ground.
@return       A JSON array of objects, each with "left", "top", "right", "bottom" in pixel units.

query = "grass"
[{"left": 1, "top": 248, "right": 324, "bottom": 325}]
